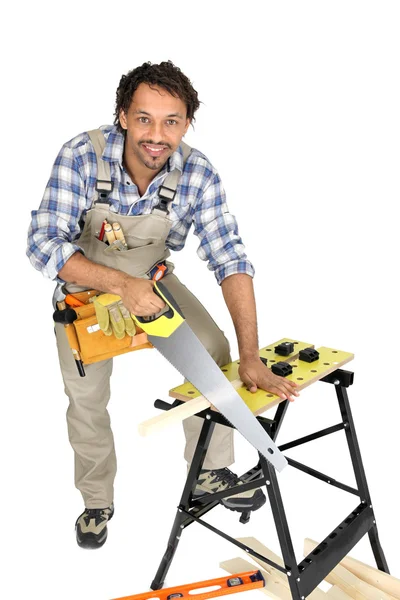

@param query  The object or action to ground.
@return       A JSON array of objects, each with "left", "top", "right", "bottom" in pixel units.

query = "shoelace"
[
  {"left": 210, "top": 468, "right": 241, "bottom": 488},
  {"left": 84, "top": 508, "right": 108, "bottom": 527}
]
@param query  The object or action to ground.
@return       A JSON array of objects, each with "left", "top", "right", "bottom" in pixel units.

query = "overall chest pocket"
[{"left": 90, "top": 235, "right": 170, "bottom": 278}]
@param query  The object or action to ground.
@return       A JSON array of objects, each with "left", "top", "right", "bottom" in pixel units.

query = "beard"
[{"left": 137, "top": 139, "right": 173, "bottom": 170}]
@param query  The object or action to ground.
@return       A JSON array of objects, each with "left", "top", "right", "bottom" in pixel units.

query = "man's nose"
[{"left": 148, "top": 120, "right": 164, "bottom": 141}]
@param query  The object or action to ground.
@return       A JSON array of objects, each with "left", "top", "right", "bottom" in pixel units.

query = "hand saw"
[{"left": 133, "top": 281, "right": 287, "bottom": 472}]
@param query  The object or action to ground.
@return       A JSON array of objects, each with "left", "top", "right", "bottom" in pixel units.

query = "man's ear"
[
  {"left": 119, "top": 110, "right": 128, "bottom": 130},
  {"left": 183, "top": 118, "right": 191, "bottom": 136}
]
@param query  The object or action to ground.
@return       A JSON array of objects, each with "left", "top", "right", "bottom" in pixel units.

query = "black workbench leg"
[
  {"left": 151, "top": 509, "right": 187, "bottom": 590},
  {"left": 271, "top": 399, "right": 289, "bottom": 439},
  {"left": 368, "top": 525, "right": 389, "bottom": 572},
  {"left": 151, "top": 415, "right": 215, "bottom": 590},
  {"left": 260, "top": 454, "right": 302, "bottom": 600},
  {"left": 335, "top": 385, "right": 389, "bottom": 573}
]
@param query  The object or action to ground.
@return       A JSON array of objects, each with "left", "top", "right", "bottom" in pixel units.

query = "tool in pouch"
[
  {"left": 133, "top": 281, "right": 288, "bottom": 472},
  {"left": 112, "top": 570, "right": 265, "bottom": 600},
  {"left": 100, "top": 219, "right": 129, "bottom": 251},
  {"left": 99, "top": 218, "right": 168, "bottom": 278}
]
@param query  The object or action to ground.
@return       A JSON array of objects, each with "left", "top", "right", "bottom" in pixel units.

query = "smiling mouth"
[{"left": 141, "top": 143, "right": 169, "bottom": 158}]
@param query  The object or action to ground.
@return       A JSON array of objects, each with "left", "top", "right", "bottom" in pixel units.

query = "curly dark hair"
[{"left": 114, "top": 61, "right": 201, "bottom": 132}]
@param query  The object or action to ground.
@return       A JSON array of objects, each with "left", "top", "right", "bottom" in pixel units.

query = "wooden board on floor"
[
  {"left": 303, "top": 539, "right": 396, "bottom": 600},
  {"left": 305, "top": 538, "right": 400, "bottom": 600},
  {"left": 221, "top": 557, "right": 355, "bottom": 600},
  {"left": 236, "top": 537, "right": 326, "bottom": 600},
  {"left": 326, "top": 586, "right": 354, "bottom": 600},
  {"left": 220, "top": 557, "right": 292, "bottom": 600}
]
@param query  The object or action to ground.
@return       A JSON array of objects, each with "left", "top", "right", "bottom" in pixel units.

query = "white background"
[{"left": 2, "top": 1, "right": 400, "bottom": 599}]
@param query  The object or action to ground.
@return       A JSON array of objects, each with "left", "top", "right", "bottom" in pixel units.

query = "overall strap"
[
  {"left": 154, "top": 141, "right": 192, "bottom": 216},
  {"left": 87, "top": 129, "right": 113, "bottom": 204},
  {"left": 88, "top": 129, "right": 191, "bottom": 211}
]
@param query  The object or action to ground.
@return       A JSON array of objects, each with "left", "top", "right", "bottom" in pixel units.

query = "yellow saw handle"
[{"left": 132, "top": 281, "right": 184, "bottom": 337}]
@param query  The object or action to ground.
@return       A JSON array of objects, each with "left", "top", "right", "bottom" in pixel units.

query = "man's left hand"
[{"left": 239, "top": 357, "right": 300, "bottom": 401}]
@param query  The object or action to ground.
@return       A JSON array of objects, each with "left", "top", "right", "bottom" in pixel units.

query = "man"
[{"left": 27, "top": 61, "right": 298, "bottom": 549}]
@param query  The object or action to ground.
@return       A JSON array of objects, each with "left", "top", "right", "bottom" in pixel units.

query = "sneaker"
[
  {"left": 193, "top": 468, "right": 266, "bottom": 512},
  {"left": 75, "top": 504, "right": 114, "bottom": 549}
]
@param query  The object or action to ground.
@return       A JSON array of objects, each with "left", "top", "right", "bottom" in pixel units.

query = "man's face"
[{"left": 119, "top": 83, "right": 190, "bottom": 172}]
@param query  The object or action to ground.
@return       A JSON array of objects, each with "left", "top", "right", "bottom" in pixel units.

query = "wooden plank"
[
  {"left": 221, "top": 557, "right": 354, "bottom": 600},
  {"left": 342, "top": 561, "right": 400, "bottom": 600},
  {"left": 219, "top": 557, "right": 292, "bottom": 600},
  {"left": 326, "top": 586, "right": 353, "bottom": 600},
  {"left": 236, "top": 537, "right": 326, "bottom": 600},
  {"left": 138, "top": 395, "right": 209, "bottom": 437},
  {"left": 305, "top": 539, "right": 400, "bottom": 600},
  {"left": 138, "top": 379, "right": 247, "bottom": 436},
  {"left": 303, "top": 539, "right": 397, "bottom": 600}
]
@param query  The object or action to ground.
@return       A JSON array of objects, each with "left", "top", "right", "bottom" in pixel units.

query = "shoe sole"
[
  {"left": 221, "top": 493, "right": 266, "bottom": 512},
  {"left": 193, "top": 488, "right": 266, "bottom": 513},
  {"left": 76, "top": 526, "right": 108, "bottom": 549}
]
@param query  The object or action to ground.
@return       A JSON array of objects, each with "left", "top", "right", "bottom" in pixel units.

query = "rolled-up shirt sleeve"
[
  {"left": 193, "top": 171, "right": 255, "bottom": 285},
  {"left": 26, "top": 144, "right": 87, "bottom": 280}
]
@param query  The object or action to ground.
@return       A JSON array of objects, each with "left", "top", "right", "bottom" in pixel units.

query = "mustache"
[{"left": 139, "top": 140, "right": 172, "bottom": 149}]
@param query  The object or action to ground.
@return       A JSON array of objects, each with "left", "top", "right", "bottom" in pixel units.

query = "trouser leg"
[
  {"left": 54, "top": 323, "right": 116, "bottom": 508},
  {"left": 162, "top": 274, "right": 235, "bottom": 469}
]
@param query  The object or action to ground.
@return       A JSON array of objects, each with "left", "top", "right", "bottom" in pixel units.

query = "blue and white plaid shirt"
[{"left": 27, "top": 125, "right": 255, "bottom": 285}]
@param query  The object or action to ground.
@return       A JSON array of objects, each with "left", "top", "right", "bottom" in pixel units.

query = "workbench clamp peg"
[
  {"left": 299, "top": 347, "right": 320, "bottom": 363},
  {"left": 271, "top": 362, "right": 293, "bottom": 377},
  {"left": 275, "top": 342, "right": 295, "bottom": 356}
]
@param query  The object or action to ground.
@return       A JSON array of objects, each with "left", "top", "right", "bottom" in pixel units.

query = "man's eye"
[
  {"left": 167, "top": 120, "right": 177, "bottom": 126},
  {"left": 139, "top": 117, "right": 149, "bottom": 123}
]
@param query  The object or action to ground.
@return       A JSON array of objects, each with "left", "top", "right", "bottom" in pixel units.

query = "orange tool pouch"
[{"left": 55, "top": 290, "right": 152, "bottom": 372}]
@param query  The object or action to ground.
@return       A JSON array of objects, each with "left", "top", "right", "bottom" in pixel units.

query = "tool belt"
[{"left": 53, "top": 290, "right": 153, "bottom": 375}]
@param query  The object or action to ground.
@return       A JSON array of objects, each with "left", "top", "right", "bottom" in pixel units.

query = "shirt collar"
[
  {"left": 102, "top": 125, "right": 184, "bottom": 174},
  {"left": 167, "top": 144, "right": 184, "bottom": 173},
  {"left": 102, "top": 126, "right": 125, "bottom": 165}
]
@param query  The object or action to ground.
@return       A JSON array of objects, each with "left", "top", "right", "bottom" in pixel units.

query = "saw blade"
[{"left": 148, "top": 322, "right": 288, "bottom": 472}]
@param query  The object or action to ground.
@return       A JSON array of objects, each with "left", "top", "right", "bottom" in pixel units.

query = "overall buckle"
[{"left": 95, "top": 180, "right": 114, "bottom": 203}]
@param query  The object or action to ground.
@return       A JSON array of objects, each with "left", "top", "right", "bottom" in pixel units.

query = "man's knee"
[{"left": 198, "top": 326, "right": 231, "bottom": 367}]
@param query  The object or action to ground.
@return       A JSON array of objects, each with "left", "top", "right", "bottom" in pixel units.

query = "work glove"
[{"left": 93, "top": 294, "right": 136, "bottom": 339}]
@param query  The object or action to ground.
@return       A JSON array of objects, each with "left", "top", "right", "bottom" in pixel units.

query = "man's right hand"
[
  {"left": 119, "top": 276, "right": 166, "bottom": 316},
  {"left": 58, "top": 253, "right": 166, "bottom": 317}
]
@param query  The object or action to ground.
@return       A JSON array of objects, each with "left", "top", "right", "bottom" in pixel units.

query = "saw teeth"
[{"left": 153, "top": 345, "right": 281, "bottom": 470}]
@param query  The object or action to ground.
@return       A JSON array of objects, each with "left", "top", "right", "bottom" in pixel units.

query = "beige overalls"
[{"left": 54, "top": 129, "right": 235, "bottom": 509}]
